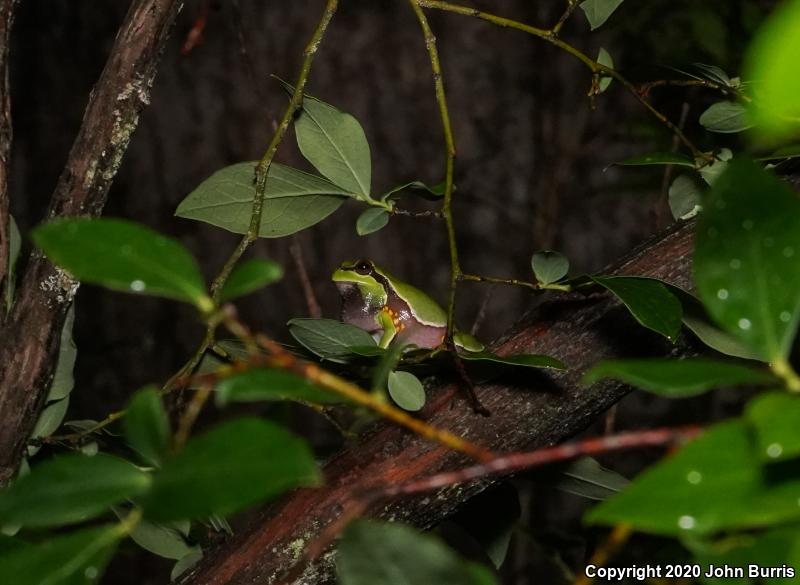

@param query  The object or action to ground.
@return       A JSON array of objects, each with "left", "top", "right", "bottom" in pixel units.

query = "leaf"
[
  {"left": 123, "top": 386, "right": 171, "bottom": 467},
  {"left": 699, "top": 101, "right": 753, "bottom": 133},
  {"left": 287, "top": 318, "right": 377, "bottom": 363},
  {"left": 337, "top": 520, "right": 498, "bottom": 585},
  {"left": 666, "top": 285, "right": 763, "bottom": 361},
  {"left": 4, "top": 215, "right": 20, "bottom": 311},
  {"left": 387, "top": 371, "right": 426, "bottom": 412},
  {"left": 579, "top": 0, "right": 624, "bottom": 30},
  {"left": 531, "top": 250, "right": 569, "bottom": 285},
  {"left": 0, "top": 525, "right": 122, "bottom": 585},
  {"left": 451, "top": 484, "right": 520, "bottom": 569},
  {"left": 28, "top": 397, "right": 70, "bottom": 455},
  {"left": 693, "top": 63, "right": 732, "bottom": 87},
  {"left": 746, "top": 391, "right": 800, "bottom": 462},
  {"left": 215, "top": 368, "right": 340, "bottom": 405},
  {"left": 553, "top": 457, "right": 629, "bottom": 501},
  {"left": 586, "top": 420, "right": 800, "bottom": 536},
  {"left": 171, "top": 549, "right": 204, "bottom": 582},
  {"left": 459, "top": 352, "right": 566, "bottom": 370},
  {"left": 596, "top": 48, "right": 614, "bottom": 93},
  {"left": 694, "top": 159, "right": 800, "bottom": 361},
  {"left": 219, "top": 258, "right": 283, "bottom": 302},
  {"left": 176, "top": 162, "right": 349, "bottom": 238},
  {"left": 698, "top": 149, "right": 732, "bottom": 186},
  {"left": 143, "top": 417, "right": 320, "bottom": 521},
  {"left": 356, "top": 208, "right": 389, "bottom": 236},
  {"left": 592, "top": 276, "right": 683, "bottom": 341},
  {"left": 744, "top": 0, "right": 800, "bottom": 137},
  {"left": 616, "top": 152, "right": 695, "bottom": 167},
  {"left": 33, "top": 218, "right": 211, "bottom": 310},
  {"left": 48, "top": 304, "right": 77, "bottom": 402},
  {"left": 583, "top": 358, "right": 775, "bottom": 397},
  {"left": 668, "top": 174, "right": 702, "bottom": 220},
  {"left": 129, "top": 518, "right": 199, "bottom": 561},
  {"left": 381, "top": 180, "right": 445, "bottom": 201},
  {"left": 0, "top": 453, "right": 151, "bottom": 528},
  {"left": 293, "top": 92, "right": 372, "bottom": 195}
]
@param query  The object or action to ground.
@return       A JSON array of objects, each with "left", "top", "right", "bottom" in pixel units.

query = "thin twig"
[
  {"left": 390, "top": 207, "right": 444, "bottom": 219},
  {"left": 418, "top": 0, "right": 706, "bottom": 159},
  {"left": 289, "top": 236, "right": 322, "bottom": 318},
  {"left": 162, "top": 0, "right": 340, "bottom": 398},
  {"left": 551, "top": 0, "right": 579, "bottom": 35},
  {"left": 572, "top": 524, "right": 633, "bottom": 585},
  {"left": 406, "top": 0, "right": 460, "bottom": 335}
]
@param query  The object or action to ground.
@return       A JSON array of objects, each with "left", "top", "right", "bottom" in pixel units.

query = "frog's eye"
[{"left": 354, "top": 260, "right": 372, "bottom": 275}]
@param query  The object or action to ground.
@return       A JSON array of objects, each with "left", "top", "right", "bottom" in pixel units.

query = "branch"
[
  {"left": 0, "top": 0, "right": 15, "bottom": 319},
  {"left": 182, "top": 220, "right": 698, "bottom": 585},
  {"left": 0, "top": 0, "right": 185, "bottom": 486}
]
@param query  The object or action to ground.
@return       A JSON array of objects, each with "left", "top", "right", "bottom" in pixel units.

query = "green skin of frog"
[{"left": 332, "top": 259, "right": 484, "bottom": 352}]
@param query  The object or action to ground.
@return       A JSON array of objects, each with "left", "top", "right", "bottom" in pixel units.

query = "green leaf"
[
  {"left": 123, "top": 386, "right": 171, "bottom": 467},
  {"left": 699, "top": 101, "right": 753, "bottom": 133},
  {"left": 531, "top": 250, "right": 569, "bottom": 285},
  {"left": 381, "top": 180, "right": 445, "bottom": 201},
  {"left": 215, "top": 368, "right": 340, "bottom": 405},
  {"left": 579, "top": 0, "right": 624, "bottom": 30},
  {"left": 48, "top": 304, "right": 77, "bottom": 402},
  {"left": 356, "top": 208, "right": 389, "bottom": 236},
  {"left": 694, "top": 159, "right": 800, "bottom": 361},
  {"left": 745, "top": 0, "right": 800, "bottom": 137},
  {"left": 4, "top": 215, "right": 20, "bottom": 311},
  {"left": 129, "top": 518, "right": 199, "bottom": 561},
  {"left": 459, "top": 351, "right": 566, "bottom": 370},
  {"left": 586, "top": 420, "right": 800, "bottom": 536},
  {"left": 387, "top": 371, "right": 426, "bottom": 412},
  {"left": 698, "top": 149, "right": 733, "bottom": 186},
  {"left": 33, "top": 218, "right": 210, "bottom": 310},
  {"left": 144, "top": 417, "right": 320, "bottom": 521},
  {"left": 583, "top": 358, "right": 775, "bottom": 397},
  {"left": 219, "top": 258, "right": 283, "bottom": 302},
  {"left": 175, "top": 162, "right": 349, "bottom": 238},
  {"left": 596, "top": 48, "right": 614, "bottom": 93},
  {"left": 287, "top": 318, "right": 377, "bottom": 363},
  {"left": 337, "top": 520, "right": 498, "bottom": 585},
  {"left": 617, "top": 152, "right": 695, "bottom": 167},
  {"left": 28, "top": 397, "right": 69, "bottom": 449},
  {"left": 0, "top": 525, "right": 122, "bottom": 585},
  {"left": 693, "top": 63, "right": 732, "bottom": 87},
  {"left": 553, "top": 457, "right": 629, "bottom": 501},
  {"left": 0, "top": 453, "right": 151, "bottom": 528},
  {"left": 294, "top": 93, "right": 372, "bottom": 196},
  {"left": 668, "top": 174, "right": 703, "bottom": 220},
  {"left": 592, "top": 276, "right": 683, "bottom": 341},
  {"left": 746, "top": 392, "right": 800, "bottom": 462},
  {"left": 171, "top": 549, "right": 204, "bottom": 582}
]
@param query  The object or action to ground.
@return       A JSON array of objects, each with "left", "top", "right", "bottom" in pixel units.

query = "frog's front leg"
[{"left": 376, "top": 307, "right": 398, "bottom": 348}]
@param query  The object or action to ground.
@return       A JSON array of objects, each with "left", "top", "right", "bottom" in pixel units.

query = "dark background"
[{"left": 6, "top": 1, "right": 776, "bottom": 582}]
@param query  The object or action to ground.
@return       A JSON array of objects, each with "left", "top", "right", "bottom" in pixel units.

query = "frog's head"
[{"left": 332, "top": 259, "right": 387, "bottom": 310}]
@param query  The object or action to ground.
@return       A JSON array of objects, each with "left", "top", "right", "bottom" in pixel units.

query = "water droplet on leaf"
[
  {"left": 130, "top": 280, "right": 146, "bottom": 292},
  {"left": 738, "top": 318, "right": 752, "bottom": 330},
  {"left": 766, "top": 443, "right": 783, "bottom": 458},
  {"left": 678, "top": 515, "right": 696, "bottom": 530},
  {"left": 717, "top": 289, "right": 729, "bottom": 300}
]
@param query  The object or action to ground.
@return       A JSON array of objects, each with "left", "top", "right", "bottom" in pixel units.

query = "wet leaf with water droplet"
[
  {"left": 584, "top": 358, "right": 775, "bottom": 397},
  {"left": 746, "top": 391, "right": 800, "bottom": 463},
  {"left": 586, "top": 420, "right": 800, "bottom": 536},
  {"left": 695, "top": 159, "right": 800, "bottom": 361},
  {"left": 32, "top": 218, "right": 211, "bottom": 309}
]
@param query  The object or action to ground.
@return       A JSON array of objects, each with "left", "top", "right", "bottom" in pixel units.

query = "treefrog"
[{"left": 332, "top": 259, "right": 484, "bottom": 351}]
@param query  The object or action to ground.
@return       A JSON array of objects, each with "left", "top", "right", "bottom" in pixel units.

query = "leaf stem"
[
  {"left": 771, "top": 358, "right": 800, "bottom": 393},
  {"left": 460, "top": 272, "right": 571, "bottom": 292}
]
